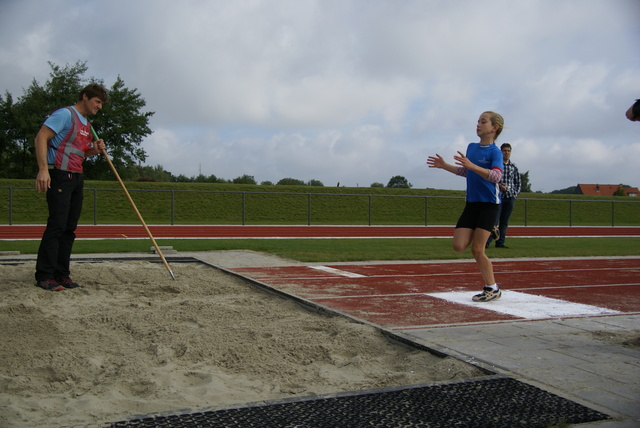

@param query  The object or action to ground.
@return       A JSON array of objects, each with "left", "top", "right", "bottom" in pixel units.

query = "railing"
[{"left": 2, "top": 186, "right": 639, "bottom": 227}]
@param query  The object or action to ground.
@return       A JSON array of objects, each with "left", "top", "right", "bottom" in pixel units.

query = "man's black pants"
[{"left": 35, "top": 169, "right": 84, "bottom": 281}]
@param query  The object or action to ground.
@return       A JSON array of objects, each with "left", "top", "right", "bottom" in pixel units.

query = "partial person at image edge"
[{"left": 626, "top": 99, "right": 640, "bottom": 122}]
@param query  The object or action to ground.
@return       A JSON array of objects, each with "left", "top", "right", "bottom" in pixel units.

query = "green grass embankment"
[
  {"left": 2, "top": 179, "right": 639, "bottom": 226},
  {"left": 2, "top": 179, "right": 638, "bottom": 261}
]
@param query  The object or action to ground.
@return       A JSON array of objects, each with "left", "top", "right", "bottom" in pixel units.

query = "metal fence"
[{"left": 2, "top": 186, "right": 639, "bottom": 226}]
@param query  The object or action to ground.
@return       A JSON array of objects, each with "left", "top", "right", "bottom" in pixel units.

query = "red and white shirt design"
[{"left": 53, "top": 107, "right": 92, "bottom": 173}]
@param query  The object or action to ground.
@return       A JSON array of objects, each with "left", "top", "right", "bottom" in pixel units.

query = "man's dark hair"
[
  {"left": 500, "top": 143, "right": 512, "bottom": 150},
  {"left": 79, "top": 83, "right": 109, "bottom": 103}
]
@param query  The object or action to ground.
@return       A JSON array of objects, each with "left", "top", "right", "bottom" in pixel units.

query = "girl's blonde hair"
[{"left": 483, "top": 111, "right": 504, "bottom": 141}]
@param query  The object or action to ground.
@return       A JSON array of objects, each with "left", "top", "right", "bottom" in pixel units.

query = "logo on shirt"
[{"left": 477, "top": 156, "right": 490, "bottom": 166}]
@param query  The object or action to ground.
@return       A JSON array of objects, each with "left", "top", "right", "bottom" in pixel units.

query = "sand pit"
[{"left": 0, "top": 257, "right": 485, "bottom": 427}]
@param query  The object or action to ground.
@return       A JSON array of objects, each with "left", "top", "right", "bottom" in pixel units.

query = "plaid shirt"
[{"left": 501, "top": 160, "right": 521, "bottom": 198}]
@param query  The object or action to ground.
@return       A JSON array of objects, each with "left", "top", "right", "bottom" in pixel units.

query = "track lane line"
[{"left": 308, "top": 266, "right": 366, "bottom": 278}]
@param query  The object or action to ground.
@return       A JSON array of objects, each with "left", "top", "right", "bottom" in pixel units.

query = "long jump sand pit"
[{"left": 0, "top": 258, "right": 484, "bottom": 427}]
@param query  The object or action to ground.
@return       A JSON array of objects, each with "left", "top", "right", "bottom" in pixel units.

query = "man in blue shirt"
[{"left": 34, "top": 84, "right": 108, "bottom": 291}]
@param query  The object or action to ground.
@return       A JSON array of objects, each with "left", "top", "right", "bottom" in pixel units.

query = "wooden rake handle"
[{"left": 91, "top": 127, "right": 176, "bottom": 280}]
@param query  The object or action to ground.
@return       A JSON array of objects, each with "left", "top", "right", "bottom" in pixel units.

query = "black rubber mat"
[{"left": 106, "top": 377, "right": 609, "bottom": 427}]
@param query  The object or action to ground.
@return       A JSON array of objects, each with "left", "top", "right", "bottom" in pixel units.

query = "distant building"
[{"left": 577, "top": 184, "right": 639, "bottom": 197}]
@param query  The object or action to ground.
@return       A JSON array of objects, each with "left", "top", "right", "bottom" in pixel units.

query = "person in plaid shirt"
[{"left": 487, "top": 143, "right": 521, "bottom": 248}]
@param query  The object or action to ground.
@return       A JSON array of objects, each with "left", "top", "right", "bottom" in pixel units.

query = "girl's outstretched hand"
[
  {"left": 426, "top": 154, "right": 445, "bottom": 169},
  {"left": 453, "top": 151, "right": 471, "bottom": 168}
]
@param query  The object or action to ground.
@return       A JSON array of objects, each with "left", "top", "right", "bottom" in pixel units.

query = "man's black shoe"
[
  {"left": 56, "top": 277, "right": 80, "bottom": 289},
  {"left": 36, "top": 279, "right": 64, "bottom": 291}
]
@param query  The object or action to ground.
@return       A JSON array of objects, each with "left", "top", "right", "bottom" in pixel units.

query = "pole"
[{"left": 91, "top": 127, "right": 176, "bottom": 280}]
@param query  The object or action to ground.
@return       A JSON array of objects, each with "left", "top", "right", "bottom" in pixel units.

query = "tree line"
[
  {"left": 1, "top": 61, "right": 532, "bottom": 191},
  {"left": 135, "top": 169, "right": 415, "bottom": 189},
  {"left": 0, "top": 62, "right": 421, "bottom": 189}
]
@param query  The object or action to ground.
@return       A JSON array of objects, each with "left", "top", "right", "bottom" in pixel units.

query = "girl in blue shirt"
[{"left": 427, "top": 111, "right": 504, "bottom": 302}]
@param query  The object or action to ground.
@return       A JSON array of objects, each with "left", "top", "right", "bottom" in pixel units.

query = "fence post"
[
  {"left": 612, "top": 200, "right": 615, "bottom": 227},
  {"left": 8, "top": 187, "right": 13, "bottom": 225},
  {"left": 368, "top": 195, "right": 372, "bottom": 226},
  {"left": 242, "top": 192, "right": 246, "bottom": 226},
  {"left": 524, "top": 198, "right": 528, "bottom": 226},
  {"left": 171, "top": 190, "right": 175, "bottom": 225},
  {"left": 308, "top": 194, "right": 312, "bottom": 226},
  {"left": 424, "top": 196, "right": 428, "bottom": 226},
  {"left": 569, "top": 200, "right": 573, "bottom": 226},
  {"left": 93, "top": 189, "right": 97, "bottom": 225}
]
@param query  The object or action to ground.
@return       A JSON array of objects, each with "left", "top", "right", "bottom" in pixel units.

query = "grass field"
[{"left": 2, "top": 237, "right": 638, "bottom": 262}]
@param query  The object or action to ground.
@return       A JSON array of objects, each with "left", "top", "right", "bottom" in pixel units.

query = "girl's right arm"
[{"left": 427, "top": 154, "right": 461, "bottom": 175}]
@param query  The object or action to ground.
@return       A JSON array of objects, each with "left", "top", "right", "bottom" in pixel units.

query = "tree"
[
  {"left": 550, "top": 185, "right": 579, "bottom": 195},
  {"left": 88, "top": 75, "right": 154, "bottom": 180},
  {"left": 306, "top": 179, "right": 324, "bottom": 187},
  {"left": 0, "top": 93, "right": 21, "bottom": 178},
  {"left": 387, "top": 175, "right": 412, "bottom": 189},
  {"left": 173, "top": 174, "right": 191, "bottom": 182},
  {"left": 370, "top": 182, "right": 384, "bottom": 188},
  {"left": 277, "top": 177, "right": 305, "bottom": 185},
  {"left": 135, "top": 164, "right": 173, "bottom": 182},
  {"left": 519, "top": 171, "right": 532, "bottom": 193},
  {"left": 0, "top": 60, "right": 154, "bottom": 179},
  {"left": 233, "top": 174, "right": 257, "bottom": 184}
]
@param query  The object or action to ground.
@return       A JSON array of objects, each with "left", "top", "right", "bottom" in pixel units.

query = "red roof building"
[{"left": 578, "top": 184, "right": 639, "bottom": 197}]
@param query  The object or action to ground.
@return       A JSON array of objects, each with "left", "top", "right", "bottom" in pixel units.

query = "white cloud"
[{"left": 1, "top": 0, "right": 639, "bottom": 193}]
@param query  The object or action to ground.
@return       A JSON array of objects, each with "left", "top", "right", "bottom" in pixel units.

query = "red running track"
[
  {"left": 231, "top": 258, "right": 640, "bottom": 329},
  {"left": 1, "top": 225, "right": 639, "bottom": 240}
]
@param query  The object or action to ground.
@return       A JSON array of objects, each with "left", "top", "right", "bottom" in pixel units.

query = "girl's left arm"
[{"left": 454, "top": 151, "right": 502, "bottom": 182}]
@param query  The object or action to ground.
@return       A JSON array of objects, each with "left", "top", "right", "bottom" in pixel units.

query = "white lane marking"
[
  {"left": 425, "top": 290, "right": 622, "bottom": 319},
  {"left": 309, "top": 266, "right": 366, "bottom": 278}
]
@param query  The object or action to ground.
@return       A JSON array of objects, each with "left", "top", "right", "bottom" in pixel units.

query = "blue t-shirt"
[
  {"left": 43, "top": 107, "right": 89, "bottom": 164},
  {"left": 464, "top": 142, "right": 503, "bottom": 204}
]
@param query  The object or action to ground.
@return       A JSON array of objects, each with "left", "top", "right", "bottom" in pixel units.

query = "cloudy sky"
[{"left": 1, "top": 0, "right": 639, "bottom": 192}]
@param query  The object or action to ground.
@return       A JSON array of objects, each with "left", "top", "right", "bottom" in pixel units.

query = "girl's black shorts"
[{"left": 455, "top": 202, "right": 500, "bottom": 232}]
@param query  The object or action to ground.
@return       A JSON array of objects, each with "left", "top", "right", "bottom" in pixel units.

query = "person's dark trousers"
[
  {"left": 35, "top": 169, "right": 84, "bottom": 281},
  {"left": 496, "top": 196, "right": 516, "bottom": 246}
]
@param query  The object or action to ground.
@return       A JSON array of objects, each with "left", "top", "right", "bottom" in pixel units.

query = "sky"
[{"left": 1, "top": 0, "right": 639, "bottom": 192}]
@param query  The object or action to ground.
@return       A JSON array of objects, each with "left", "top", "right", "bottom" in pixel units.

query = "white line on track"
[{"left": 308, "top": 266, "right": 366, "bottom": 278}]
